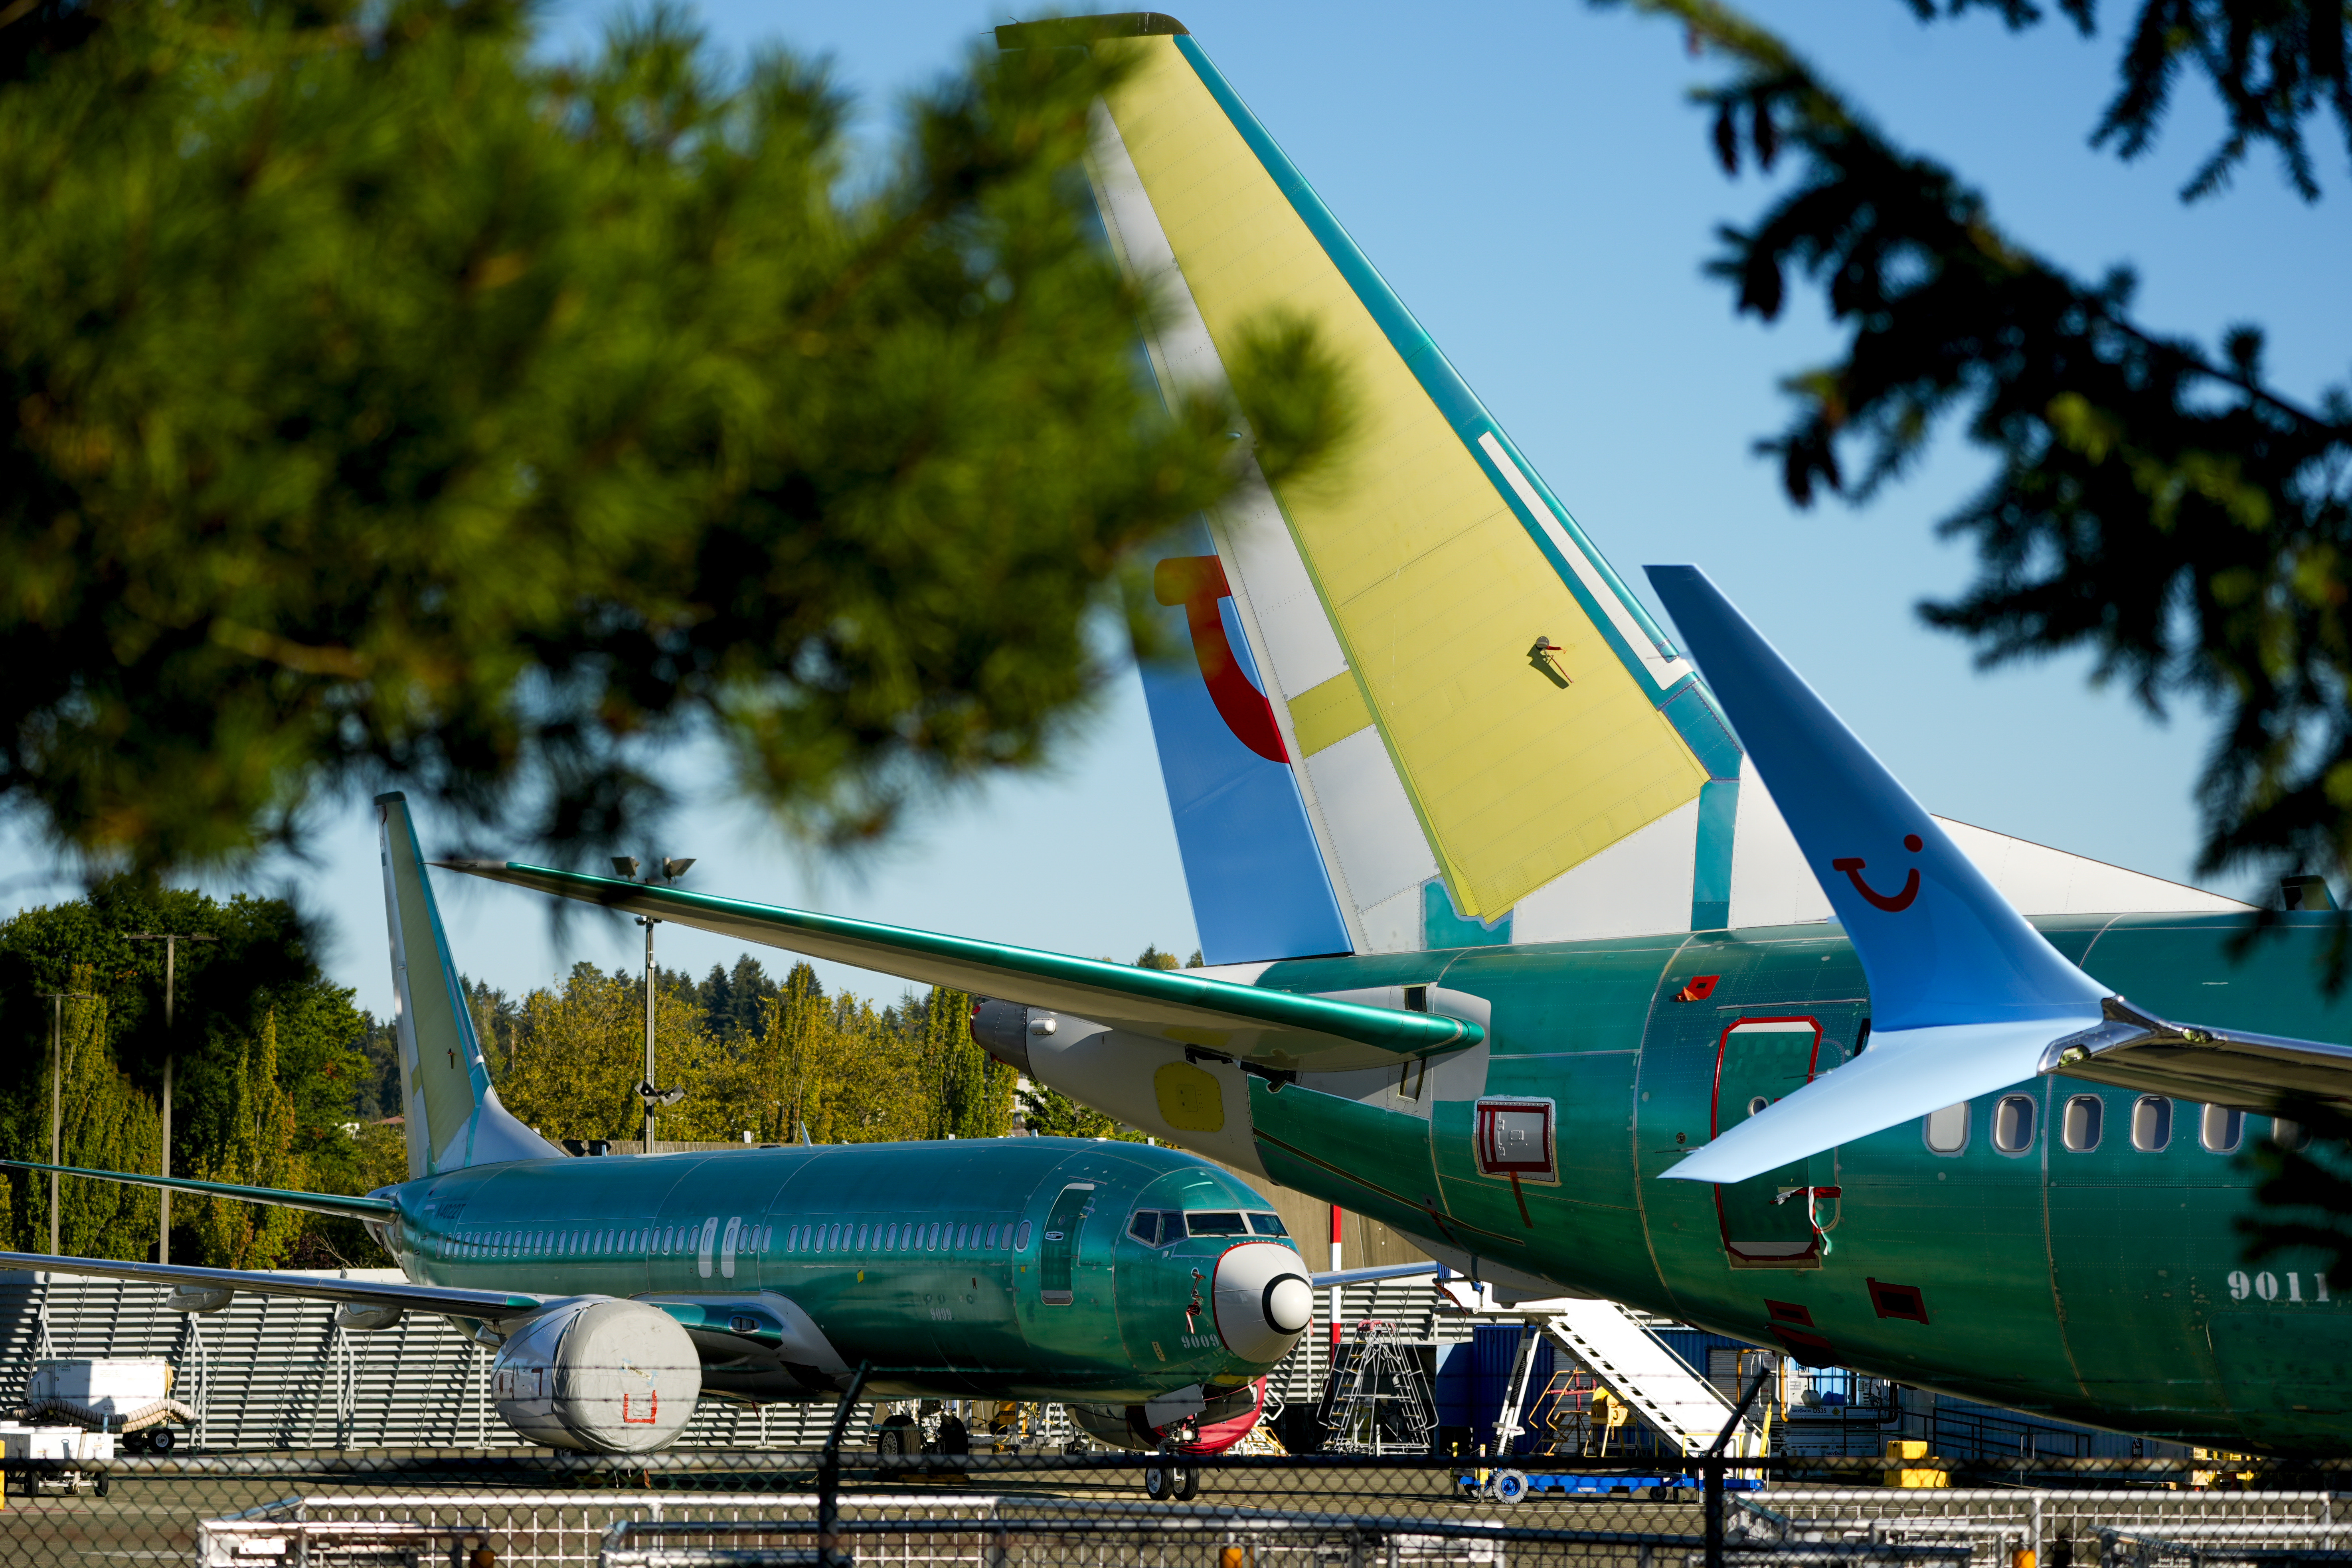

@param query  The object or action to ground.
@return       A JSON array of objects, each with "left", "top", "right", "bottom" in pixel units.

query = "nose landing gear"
[
  {"left": 1142, "top": 1455, "right": 1199, "bottom": 1501},
  {"left": 1142, "top": 1424, "right": 1202, "bottom": 1502}
]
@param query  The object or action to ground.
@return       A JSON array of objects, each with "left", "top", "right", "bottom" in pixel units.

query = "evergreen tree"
[
  {"left": 1623, "top": 0, "right": 2352, "bottom": 955},
  {"left": 0, "top": 886, "right": 366, "bottom": 1262},
  {"left": 14, "top": 971, "right": 165, "bottom": 1260},
  {"left": 918, "top": 985, "right": 1014, "bottom": 1141},
  {"left": 0, "top": 1, "right": 1352, "bottom": 879},
  {"left": 196, "top": 1011, "right": 305, "bottom": 1270}
]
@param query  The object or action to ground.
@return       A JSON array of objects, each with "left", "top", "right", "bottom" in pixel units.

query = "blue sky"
[{"left": 10, "top": 1, "right": 2348, "bottom": 1016}]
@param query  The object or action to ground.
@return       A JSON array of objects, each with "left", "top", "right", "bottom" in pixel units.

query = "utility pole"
[
  {"left": 613, "top": 857, "right": 693, "bottom": 1150},
  {"left": 639, "top": 912, "right": 659, "bottom": 1147},
  {"left": 35, "top": 990, "right": 96, "bottom": 1256},
  {"left": 128, "top": 932, "right": 213, "bottom": 1265}
]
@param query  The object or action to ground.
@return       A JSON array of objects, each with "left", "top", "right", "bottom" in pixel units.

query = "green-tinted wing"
[
  {"left": 0, "top": 1159, "right": 397, "bottom": 1222},
  {"left": 444, "top": 861, "right": 1481, "bottom": 1072},
  {"left": 0, "top": 1249, "right": 546, "bottom": 1321}
]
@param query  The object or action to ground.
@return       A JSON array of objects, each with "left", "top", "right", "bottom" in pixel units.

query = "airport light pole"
[
  {"left": 36, "top": 990, "right": 96, "bottom": 1255},
  {"left": 614, "top": 857, "right": 694, "bottom": 1149},
  {"left": 128, "top": 932, "right": 214, "bottom": 1265}
]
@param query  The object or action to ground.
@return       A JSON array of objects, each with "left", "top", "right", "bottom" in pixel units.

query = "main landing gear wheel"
[{"left": 877, "top": 1415, "right": 915, "bottom": 1458}]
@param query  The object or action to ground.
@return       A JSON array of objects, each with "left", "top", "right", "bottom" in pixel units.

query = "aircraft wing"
[
  {"left": 0, "top": 1250, "right": 548, "bottom": 1321},
  {"left": 442, "top": 861, "right": 1483, "bottom": 1073},
  {"left": 0, "top": 1160, "right": 397, "bottom": 1223},
  {"left": 2040, "top": 997, "right": 2352, "bottom": 1117}
]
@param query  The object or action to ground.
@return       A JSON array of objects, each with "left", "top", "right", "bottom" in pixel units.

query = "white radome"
[{"left": 1211, "top": 1242, "right": 1314, "bottom": 1365}]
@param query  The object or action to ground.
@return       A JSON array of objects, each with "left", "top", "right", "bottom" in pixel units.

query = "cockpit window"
[
  {"left": 1248, "top": 1212, "right": 1287, "bottom": 1236},
  {"left": 1185, "top": 1211, "right": 1248, "bottom": 1236},
  {"left": 1128, "top": 1212, "right": 1160, "bottom": 1245}
]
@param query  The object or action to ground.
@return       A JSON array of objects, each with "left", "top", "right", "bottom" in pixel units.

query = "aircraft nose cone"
[
  {"left": 1265, "top": 1274, "right": 1314, "bottom": 1334},
  {"left": 1212, "top": 1242, "right": 1312, "bottom": 1365}
]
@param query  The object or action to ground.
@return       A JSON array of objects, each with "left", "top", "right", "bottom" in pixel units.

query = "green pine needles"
[{"left": 0, "top": 1, "right": 1352, "bottom": 875}]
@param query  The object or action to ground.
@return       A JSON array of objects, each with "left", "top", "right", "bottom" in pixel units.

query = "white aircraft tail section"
[
  {"left": 1007, "top": 17, "right": 2243, "bottom": 964},
  {"left": 377, "top": 793, "right": 563, "bottom": 1179}
]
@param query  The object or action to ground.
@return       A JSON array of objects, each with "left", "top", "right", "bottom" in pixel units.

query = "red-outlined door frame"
[{"left": 1710, "top": 1015, "right": 1825, "bottom": 1265}]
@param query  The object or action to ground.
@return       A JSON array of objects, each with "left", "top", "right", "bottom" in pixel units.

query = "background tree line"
[{"left": 2, "top": 883, "right": 1190, "bottom": 1270}]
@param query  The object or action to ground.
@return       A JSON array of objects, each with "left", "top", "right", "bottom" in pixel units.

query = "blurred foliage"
[
  {"left": 1614, "top": 0, "right": 2352, "bottom": 962},
  {"left": 0, "top": 0, "right": 1351, "bottom": 877},
  {"left": 2241, "top": 1100, "right": 2352, "bottom": 1284},
  {"left": 1895, "top": 0, "right": 2352, "bottom": 202}
]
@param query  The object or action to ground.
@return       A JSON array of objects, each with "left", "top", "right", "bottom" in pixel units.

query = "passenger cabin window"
[
  {"left": 1249, "top": 1213, "right": 1287, "bottom": 1236},
  {"left": 1186, "top": 1211, "right": 1248, "bottom": 1236},
  {"left": 1924, "top": 1101, "right": 1969, "bottom": 1155},
  {"left": 1992, "top": 1094, "right": 2037, "bottom": 1154},
  {"left": 2276, "top": 1117, "right": 2312, "bottom": 1151},
  {"left": 1014, "top": 1220, "right": 1033, "bottom": 1250},
  {"left": 2132, "top": 1097, "right": 2172, "bottom": 1151},
  {"left": 2062, "top": 1095, "right": 2103, "bottom": 1152},
  {"left": 2202, "top": 1104, "right": 2244, "bottom": 1154}
]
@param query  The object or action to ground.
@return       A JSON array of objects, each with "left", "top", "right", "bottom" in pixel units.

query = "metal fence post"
[
  {"left": 1702, "top": 1361, "right": 1775, "bottom": 1568},
  {"left": 817, "top": 1361, "right": 872, "bottom": 1568},
  {"left": 1704, "top": 1457, "right": 1725, "bottom": 1568}
]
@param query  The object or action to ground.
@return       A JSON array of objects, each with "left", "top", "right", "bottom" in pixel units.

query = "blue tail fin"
[{"left": 1643, "top": 567, "right": 2108, "bottom": 1185}]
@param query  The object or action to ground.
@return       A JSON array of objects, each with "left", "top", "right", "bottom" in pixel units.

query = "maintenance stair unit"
[{"left": 1488, "top": 1296, "right": 1765, "bottom": 1461}]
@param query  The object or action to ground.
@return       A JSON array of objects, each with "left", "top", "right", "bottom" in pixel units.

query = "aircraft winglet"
[{"left": 1643, "top": 565, "right": 2108, "bottom": 1185}]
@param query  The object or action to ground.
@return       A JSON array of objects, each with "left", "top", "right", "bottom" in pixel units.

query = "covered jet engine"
[{"left": 490, "top": 1297, "right": 701, "bottom": 1453}]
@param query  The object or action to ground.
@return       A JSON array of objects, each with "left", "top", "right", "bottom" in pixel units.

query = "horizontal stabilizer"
[
  {"left": 0, "top": 1250, "right": 547, "bottom": 1321},
  {"left": 1666, "top": 1020, "right": 2073, "bottom": 1184},
  {"left": 1644, "top": 565, "right": 2108, "bottom": 1184},
  {"left": 0, "top": 1159, "right": 397, "bottom": 1223},
  {"left": 444, "top": 862, "right": 1482, "bottom": 1073}
]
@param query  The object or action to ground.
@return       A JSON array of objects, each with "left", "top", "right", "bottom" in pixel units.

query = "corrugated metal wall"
[{"left": 0, "top": 1271, "right": 858, "bottom": 1451}]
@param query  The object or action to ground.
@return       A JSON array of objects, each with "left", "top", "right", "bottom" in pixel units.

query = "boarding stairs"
[{"left": 1480, "top": 1294, "right": 1762, "bottom": 1459}]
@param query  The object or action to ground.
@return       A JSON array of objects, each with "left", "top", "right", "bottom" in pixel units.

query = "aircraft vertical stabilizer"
[
  {"left": 1644, "top": 567, "right": 2110, "bottom": 1185},
  {"left": 1001, "top": 17, "right": 2240, "bottom": 967},
  {"left": 377, "top": 793, "right": 562, "bottom": 1178},
  {"left": 1001, "top": 16, "right": 1738, "bottom": 965}
]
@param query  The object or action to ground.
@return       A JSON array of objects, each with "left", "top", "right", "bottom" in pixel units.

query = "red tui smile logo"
[{"left": 1831, "top": 834, "right": 1925, "bottom": 912}]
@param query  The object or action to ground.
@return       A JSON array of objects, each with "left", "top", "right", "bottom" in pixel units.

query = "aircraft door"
[
  {"left": 1712, "top": 1016, "right": 1850, "bottom": 1264},
  {"left": 1040, "top": 1183, "right": 1097, "bottom": 1305}
]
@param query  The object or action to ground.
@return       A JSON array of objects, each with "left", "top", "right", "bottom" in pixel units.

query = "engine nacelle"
[{"left": 490, "top": 1297, "right": 701, "bottom": 1453}]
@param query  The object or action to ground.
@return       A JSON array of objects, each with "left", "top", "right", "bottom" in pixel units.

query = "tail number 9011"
[{"left": 2227, "top": 1270, "right": 2332, "bottom": 1303}]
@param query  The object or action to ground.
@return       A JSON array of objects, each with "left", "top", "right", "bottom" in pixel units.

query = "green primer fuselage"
[
  {"left": 1235, "top": 910, "right": 2352, "bottom": 1453},
  {"left": 378, "top": 1137, "right": 1294, "bottom": 1403}
]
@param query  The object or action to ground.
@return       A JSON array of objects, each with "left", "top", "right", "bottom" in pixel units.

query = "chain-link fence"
[{"left": 5, "top": 1451, "right": 2351, "bottom": 1568}]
